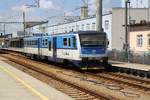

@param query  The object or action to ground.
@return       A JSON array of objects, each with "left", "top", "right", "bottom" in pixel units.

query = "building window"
[
  {"left": 137, "top": 35, "right": 143, "bottom": 47},
  {"left": 72, "top": 26, "right": 75, "bottom": 31},
  {"left": 86, "top": 23, "right": 90, "bottom": 30},
  {"left": 105, "top": 20, "right": 109, "bottom": 30},
  {"left": 69, "top": 26, "right": 71, "bottom": 32},
  {"left": 76, "top": 25, "right": 79, "bottom": 31},
  {"left": 81, "top": 24, "right": 84, "bottom": 30},
  {"left": 65, "top": 27, "right": 67, "bottom": 33},
  {"left": 92, "top": 23, "right": 96, "bottom": 30},
  {"left": 148, "top": 34, "right": 150, "bottom": 46}
]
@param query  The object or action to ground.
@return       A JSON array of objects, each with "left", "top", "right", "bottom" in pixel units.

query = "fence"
[{"left": 108, "top": 49, "right": 150, "bottom": 65}]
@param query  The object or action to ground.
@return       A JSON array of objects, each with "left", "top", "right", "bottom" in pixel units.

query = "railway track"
[
  {"left": 86, "top": 72, "right": 150, "bottom": 92},
  {"left": 1, "top": 50, "right": 150, "bottom": 99},
  {"left": 0, "top": 52, "right": 116, "bottom": 100}
]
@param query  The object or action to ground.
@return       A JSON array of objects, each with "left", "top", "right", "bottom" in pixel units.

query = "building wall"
[
  {"left": 112, "top": 8, "right": 148, "bottom": 50},
  {"left": 130, "top": 30, "right": 150, "bottom": 53}
]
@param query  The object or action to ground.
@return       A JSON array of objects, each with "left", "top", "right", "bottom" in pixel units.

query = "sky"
[{"left": 0, "top": 0, "right": 148, "bottom": 34}]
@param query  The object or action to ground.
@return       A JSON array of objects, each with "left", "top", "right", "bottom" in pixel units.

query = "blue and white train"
[{"left": 5, "top": 31, "right": 109, "bottom": 70}]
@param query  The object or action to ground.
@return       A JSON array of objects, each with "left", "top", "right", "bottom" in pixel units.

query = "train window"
[
  {"left": 31, "top": 41, "right": 33, "bottom": 46},
  {"left": 68, "top": 38, "right": 71, "bottom": 47},
  {"left": 35, "top": 40, "right": 38, "bottom": 45},
  {"left": 27, "top": 41, "right": 29, "bottom": 46},
  {"left": 45, "top": 39, "right": 48, "bottom": 45},
  {"left": 48, "top": 41, "right": 51, "bottom": 51},
  {"left": 73, "top": 36, "right": 76, "bottom": 48},
  {"left": 63, "top": 38, "right": 67, "bottom": 46},
  {"left": 32, "top": 41, "right": 34, "bottom": 45},
  {"left": 43, "top": 40, "right": 45, "bottom": 45}
]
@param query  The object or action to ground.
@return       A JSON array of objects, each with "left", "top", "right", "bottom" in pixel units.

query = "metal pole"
[
  {"left": 96, "top": 0, "right": 103, "bottom": 32},
  {"left": 128, "top": 1, "right": 131, "bottom": 63},
  {"left": 3, "top": 24, "right": 6, "bottom": 36},
  {"left": 23, "top": 11, "right": 26, "bottom": 36},
  {"left": 125, "top": 0, "right": 130, "bottom": 62},
  {"left": 37, "top": 0, "right": 40, "bottom": 8},
  {"left": 125, "top": 0, "right": 128, "bottom": 53},
  {"left": 148, "top": 0, "right": 150, "bottom": 22}
]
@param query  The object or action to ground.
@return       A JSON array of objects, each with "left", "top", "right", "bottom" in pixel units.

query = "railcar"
[
  {"left": 5, "top": 31, "right": 109, "bottom": 70},
  {"left": 23, "top": 31, "right": 108, "bottom": 70},
  {"left": 6, "top": 37, "right": 24, "bottom": 52}
]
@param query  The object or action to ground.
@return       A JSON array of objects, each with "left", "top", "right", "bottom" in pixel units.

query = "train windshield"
[{"left": 79, "top": 34, "right": 106, "bottom": 47}]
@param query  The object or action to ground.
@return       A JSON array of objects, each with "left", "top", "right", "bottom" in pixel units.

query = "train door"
[{"left": 53, "top": 37, "right": 57, "bottom": 58}]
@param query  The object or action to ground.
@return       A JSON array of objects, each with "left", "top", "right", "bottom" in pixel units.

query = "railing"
[{"left": 108, "top": 49, "right": 150, "bottom": 65}]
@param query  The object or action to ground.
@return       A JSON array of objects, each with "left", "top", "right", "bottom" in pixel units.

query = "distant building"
[
  {"left": 112, "top": 8, "right": 148, "bottom": 50},
  {"left": 129, "top": 22, "right": 150, "bottom": 53},
  {"left": 29, "top": 13, "right": 112, "bottom": 49}
]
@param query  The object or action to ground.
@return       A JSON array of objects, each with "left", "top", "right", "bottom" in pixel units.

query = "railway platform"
[
  {"left": 0, "top": 56, "right": 73, "bottom": 100},
  {"left": 109, "top": 60, "right": 150, "bottom": 78}
]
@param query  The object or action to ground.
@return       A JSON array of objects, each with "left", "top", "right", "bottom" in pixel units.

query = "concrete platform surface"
[
  {"left": 0, "top": 57, "right": 73, "bottom": 100},
  {"left": 110, "top": 60, "right": 150, "bottom": 71}
]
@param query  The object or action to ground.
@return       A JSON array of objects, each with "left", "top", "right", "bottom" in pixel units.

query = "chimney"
[{"left": 80, "top": 6, "right": 88, "bottom": 19}]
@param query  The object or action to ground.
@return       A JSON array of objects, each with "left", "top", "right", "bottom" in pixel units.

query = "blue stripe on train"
[{"left": 81, "top": 47, "right": 106, "bottom": 55}]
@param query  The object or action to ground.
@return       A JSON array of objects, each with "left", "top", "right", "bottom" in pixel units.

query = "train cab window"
[
  {"left": 63, "top": 38, "right": 67, "bottom": 46},
  {"left": 45, "top": 39, "right": 48, "bottom": 45},
  {"left": 48, "top": 41, "right": 51, "bottom": 51},
  {"left": 68, "top": 38, "right": 71, "bottom": 47},
  {"left": 73, "top": 36, "right": 76, "bottom": 48}
]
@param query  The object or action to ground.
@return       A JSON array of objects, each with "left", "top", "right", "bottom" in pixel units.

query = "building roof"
[{"left": 129, "top": 22, "right": 150, "bottom": 32}]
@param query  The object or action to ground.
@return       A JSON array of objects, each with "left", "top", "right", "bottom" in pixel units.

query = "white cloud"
[
  {"left": 12, "top": 5, "right": 30, "bottom": 12},
  {"left": 64, "top": 11, "right": 74, "bottom": 16},
  {"left": 39, "top": 0, "right": 59, "bottom": 10}
]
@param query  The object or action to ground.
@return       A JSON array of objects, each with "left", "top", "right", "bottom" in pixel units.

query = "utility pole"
[
  {"left": 148, "top": 0, "right": 150, "bottom": 22},
  {"left": 3, "top": 24, "right": 5, "bottom": 36},
  {"left": 125, "top": 0, "right": 128, "bottom": 53},
  {"left": 125, "top": 0, "right": 130, "bottom": 62},
  {"left": 37, "top": 0, "right": 40, "bottom": 8},
  {"left": 96, "top": 0, "right": 103, "bottom": 32},
  {"left": 23, "top": 11, "right": 26, "bottom": 36}
]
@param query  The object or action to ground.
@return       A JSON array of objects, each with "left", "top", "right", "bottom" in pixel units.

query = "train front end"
[{"left": 78, "top": 31, "right": 108, "bottom": 70}]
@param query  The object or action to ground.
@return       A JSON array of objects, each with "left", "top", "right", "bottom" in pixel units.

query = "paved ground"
[
  {"left": 0, "top": 56, "right": 73, "bottom": 100},
  {"left": 109, "top": 60, "right": 150, "bottom": 71}
]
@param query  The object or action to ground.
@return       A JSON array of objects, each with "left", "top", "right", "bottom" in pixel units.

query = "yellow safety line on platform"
[{"left": 0, "top": 66, "right": 49, "bottom": 100}]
